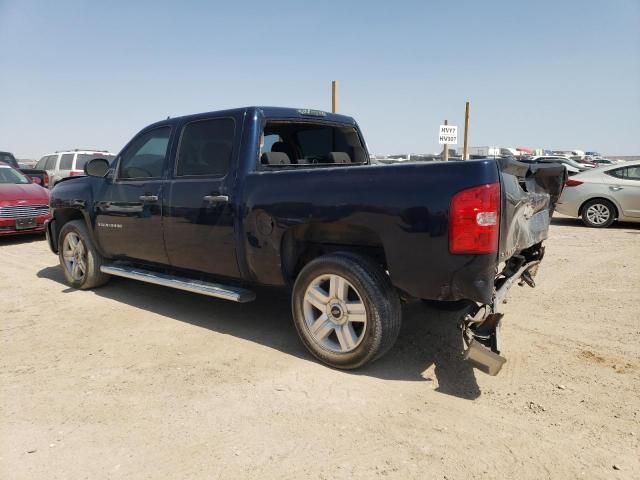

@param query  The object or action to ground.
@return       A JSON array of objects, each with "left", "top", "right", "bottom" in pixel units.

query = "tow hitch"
[{"left": 462, "top": 259, "right": 541, "bottom": 375}]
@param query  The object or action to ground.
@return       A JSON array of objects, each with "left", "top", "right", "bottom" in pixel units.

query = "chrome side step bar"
[{"left": 100, "top": 265, "right": 256, "bottom": 303}]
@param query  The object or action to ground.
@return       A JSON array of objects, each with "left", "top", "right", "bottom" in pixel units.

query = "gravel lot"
[{"left": 1, "top": 215, "right": 638, "bottom": 479}]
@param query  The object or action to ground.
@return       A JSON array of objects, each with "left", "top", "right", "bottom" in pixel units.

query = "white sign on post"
[{"left": 438, "top": 125, "right": 458, "bottom": 145}]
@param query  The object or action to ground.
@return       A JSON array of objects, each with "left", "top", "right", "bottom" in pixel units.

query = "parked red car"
[{"left": 0, "top": 164, "right": 50, "bottom": 236}]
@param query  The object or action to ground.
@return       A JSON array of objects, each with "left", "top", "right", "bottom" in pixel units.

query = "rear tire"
[
  {"left": 581, "top": 199, "right": 615, "bottom": 228},
  {"left": 291, "top": 252, "right": 401, "bottom": 369},
  {"left": 58, "top": 220, "right": 110, "bottom": 289}
]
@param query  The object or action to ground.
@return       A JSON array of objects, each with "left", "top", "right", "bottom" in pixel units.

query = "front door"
[
  {"left": 163, "top": 116, "right": 240, "bottom": 278},
  {"left": 95, "top": 126, "right": 172, "bottom": 264}
]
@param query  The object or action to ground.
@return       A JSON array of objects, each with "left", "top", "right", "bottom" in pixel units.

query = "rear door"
[
  {"left": 606, "top": 166, "right": 640, "bottom": 218},
  {"left": 163, "top": 115, "right": 240, "bottom": 278},
  {"left": 94, "top": 126, "right": 172, "bottom": 264}
]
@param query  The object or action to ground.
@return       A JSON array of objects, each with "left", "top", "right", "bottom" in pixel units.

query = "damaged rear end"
[{"left": 461, "top": 157, "right": 566, "bottom": 375}]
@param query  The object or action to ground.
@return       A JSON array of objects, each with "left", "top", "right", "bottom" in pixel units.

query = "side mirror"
[{"left": 85, "top": 158, "right": 110, "bottom": 177}]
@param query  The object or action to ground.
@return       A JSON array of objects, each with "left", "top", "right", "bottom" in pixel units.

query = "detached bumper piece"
[
  {"left": 464, "top": 338, "right": 506, "bottom": 376},
  {"left": 462, "top": 249, "right": 543, "bottom": 375}
]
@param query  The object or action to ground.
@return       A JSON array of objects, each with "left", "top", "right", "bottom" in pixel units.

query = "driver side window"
[{"left": 119, "top": 127, "right": 171, "bottom": 179}]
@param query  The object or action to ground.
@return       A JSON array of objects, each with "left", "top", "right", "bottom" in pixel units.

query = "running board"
[{"left": 100, "top": 265, "right": 256, "bottom": 303}]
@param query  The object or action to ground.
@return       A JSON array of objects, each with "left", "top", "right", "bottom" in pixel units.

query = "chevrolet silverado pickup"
[{"left": 45, "top": 107, "right": 565, "bottom": 374}]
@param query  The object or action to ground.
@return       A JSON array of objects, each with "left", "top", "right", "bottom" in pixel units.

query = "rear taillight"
[
  {"left": 565, "top": 179, "right": 583, "bottom": 187},
  {"left": 69, "top": 170, "right": 85, "bottom": 177},
  {"left": 449, "top": 183, "right": 500, "bottom": 254},
  {"left": 43, "top": 173, "right": 49, "bottom": 188}
]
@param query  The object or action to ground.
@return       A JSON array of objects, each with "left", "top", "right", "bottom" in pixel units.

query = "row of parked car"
[
  {"left": 0, "top": 148, "right": 114, "bottom": 236},
  {"left": 519, "top": 155, "right": 623, "bottom": 176}
]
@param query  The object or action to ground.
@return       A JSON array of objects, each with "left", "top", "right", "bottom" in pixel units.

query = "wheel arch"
[
  {"left": 53, "top": 208, "right": 103, "bottom": 255},
  {"left": 578, "top": 196, "right": 620, "bottom": 218},
  {"left": 280, "top": 223, "right": 388, "bottom": 284}
]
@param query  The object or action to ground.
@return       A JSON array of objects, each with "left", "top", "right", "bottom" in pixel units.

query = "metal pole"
[
  {"left": 332, "top": 80, "right": 338, "bottom": 113},
  {"left": 463, "top": 101, "right": 470, "bottom": 160},
  {"left": 443, "top": 119, "right": 449, "bottom": 162}
]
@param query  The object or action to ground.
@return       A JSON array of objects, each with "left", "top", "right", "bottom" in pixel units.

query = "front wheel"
[
  {"left": 291, "top": 253, "right": 401, "bottom": 369},
  {"left": 581, "top": 199, "right": 616, "bottom": 228},
  {"left": 58, "top": 220, "right": 110, "bottom": 289}
]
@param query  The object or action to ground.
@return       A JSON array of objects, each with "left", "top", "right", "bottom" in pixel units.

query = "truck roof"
[{"left": 146, "top": 106, "right": 357, "bottom": 130}]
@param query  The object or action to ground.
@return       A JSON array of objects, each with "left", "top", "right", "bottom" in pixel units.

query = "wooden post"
[
  {"left": 443, "top": 119, "right": 449, "bottom": 162},
  {"left": 463, "top": 101, "right": 470, "bottom": 160},
  {"left": 331, "top": 80, "right": 338, "bottom": 113}
]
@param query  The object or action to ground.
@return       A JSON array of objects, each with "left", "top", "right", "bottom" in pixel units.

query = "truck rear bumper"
[{"left": 462, "top": 255, "right": 542, "bottom": 376}]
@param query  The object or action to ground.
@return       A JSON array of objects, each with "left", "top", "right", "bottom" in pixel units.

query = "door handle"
[
  {"left": 139, "top": 194, "right": 159, "bottom": 202},
  {"left": 609, "top": 186, "right": 623, "bottom": 191},
  {"left": 203, "top": 195, "right": 229, "bottom": 204}
]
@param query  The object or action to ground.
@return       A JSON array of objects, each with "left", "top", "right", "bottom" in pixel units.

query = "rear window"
[
  {"left": 75, "top": 153, "right": 116, "bottom": 170},
  {"left": 260, "top": 121, "right": 366, "bottom": 167}
]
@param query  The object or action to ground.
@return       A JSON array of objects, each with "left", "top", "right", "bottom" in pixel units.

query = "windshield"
[
  {"left": 76, "top": 153, "right": 116, "bottom": 170},
  {"left": 0, "top": 165, "right": 30, "bottom": 184},
  {"left": 563, "top": 158, "right": 585, "bottom": 168},
  {"left": 0, "top": 153, "right": 18, "bottom": 168}
]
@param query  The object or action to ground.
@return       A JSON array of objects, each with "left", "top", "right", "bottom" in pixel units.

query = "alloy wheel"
[
  {"left": 586, "top": 203, "right": 610, "bottom": 225},
  {"left": 62, "top": 232, "right": 87, "bottom": 281},
  {"left": 302, "top": 274, "right": 368, "bottom": 353}
]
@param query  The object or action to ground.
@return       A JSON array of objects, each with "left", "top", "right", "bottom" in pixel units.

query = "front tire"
[
  {"left": 58, "top": 220, "right": 110, "bottom": 289},
  {"left": 581, "top": 199, "right": 615, "bottom": 228},
  {"left": 292, "top": 253, "right": 401, "bottom": 369}
]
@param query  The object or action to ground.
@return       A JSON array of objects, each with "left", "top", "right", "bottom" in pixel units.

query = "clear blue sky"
[{"left": 1, "top": 0, "right": 639, "bottom": 158}]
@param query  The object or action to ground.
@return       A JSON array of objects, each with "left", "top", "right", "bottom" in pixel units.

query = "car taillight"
[
  {"left": 43, "top": 173, "right": 49, "bottom": 188},
  {"left": 69, "top": 170, "right": 85, "bottom": 177},
  {"left": 565, "top": 179, "right": 583, "bottom": 187},
  {"left": 449, "top": 183, "right": 500, "bottom": 254}
]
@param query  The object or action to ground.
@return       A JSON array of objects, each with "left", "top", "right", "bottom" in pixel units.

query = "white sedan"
[{"left": 556, "top": 160, "right": 640, "bottom": 228}]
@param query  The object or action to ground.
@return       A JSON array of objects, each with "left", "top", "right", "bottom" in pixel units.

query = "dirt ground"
[{"left": 1, "top": 215, "right": 638, "bottom": 479}]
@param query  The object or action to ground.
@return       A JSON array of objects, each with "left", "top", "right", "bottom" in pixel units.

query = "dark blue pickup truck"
[{"left": 45, "top": 107, "right": 564, "bottom": 374}]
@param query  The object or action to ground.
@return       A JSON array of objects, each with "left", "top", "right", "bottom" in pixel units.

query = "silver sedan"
[{"left": 556, "top": 160, "right": 640, "bottom": 227}]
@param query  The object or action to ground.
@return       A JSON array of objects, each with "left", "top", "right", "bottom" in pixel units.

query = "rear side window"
[
  {"left": 36, "top": 157, "right": 48, "bottom": 169},
  {"left": 176, "top": 118, "right": 235, "bottom": 177},
  {"left": 76, "top": 153, "right": 115, "bottom": 170},
  {"left": 119, "top": 127, "right": 171, "bottom": 179},
  {"left": 45, "top": 155, "right": 58, "bottom": 170},
  {"left": 59, "top": 153, "right": 75, "bottom": 170},
  {"left": 607, "top": 166, "right": 640, "bottom": 180}
]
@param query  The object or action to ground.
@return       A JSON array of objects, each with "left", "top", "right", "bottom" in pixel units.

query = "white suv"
[{"left": 35, "top": 150, "right": 116, "bottom": 188}]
